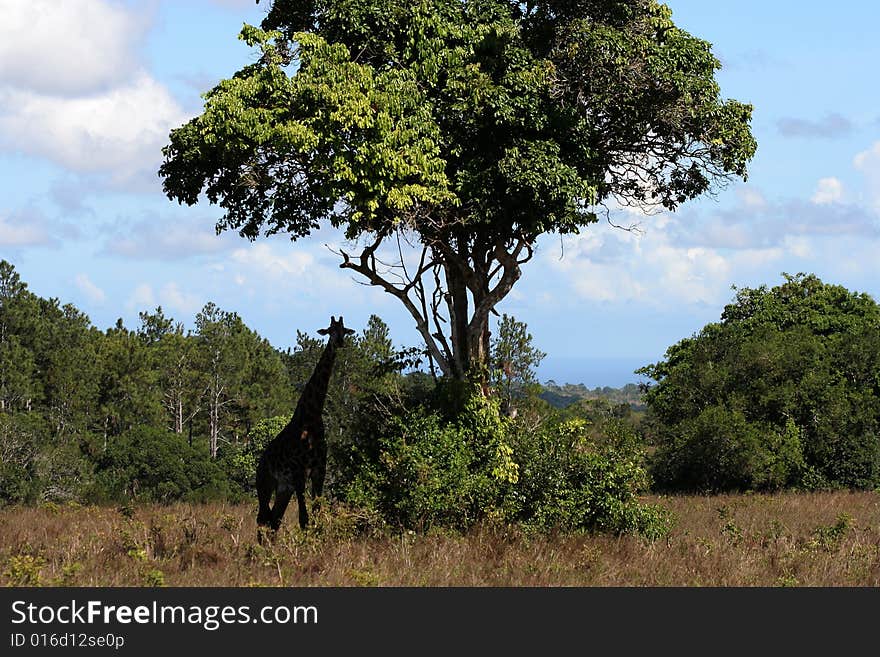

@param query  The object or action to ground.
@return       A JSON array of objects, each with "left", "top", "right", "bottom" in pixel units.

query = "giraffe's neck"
[{"left": 297, "top": 341, "right": 338, "bottom": 415}]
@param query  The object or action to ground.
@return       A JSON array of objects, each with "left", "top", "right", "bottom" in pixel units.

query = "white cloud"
[
  {"left": 811, "top": 177, "right": 844, "bottom": 205},
  {"left": 566, "top": 261, "right": 646, "bottom": 302},
  {"left": 231, "top": 243, "right": 316, "bottom": 277},
  {"left": 737, "top": 186, "right": 768, "bottom": 211},
  {"left": 104, "top": 214, "right": 235, "bottom": 261},
  {"left": 224, "top": 240, "right": 388, "bottom": 310},
  {"left": 777, "top": 113, "right": 853, "bottom": 139},
  {"left": 0, "top": 0, "right": 148, "bottom": 96},
  {"left": 649, "top": 245, "right": 732, "bottom": 305},
  {"left": 548, "top": 219, "right": 784, "bottom": 306},
  {"left": 0, "top": 1, "right": 184, "bottom": 186},
  {"left": 783, "top": 236, "right": 813, "bottom": 259},
  {"left": 0, "top": 74, "right": 186, "bottom": 183},
  {"left": 125, "top": 281, "right": 200, "bottom": 315},
  {"left": 854, "top": 141, "right": 880, "bottom": 170},
  {"left": 127, "top": 283, "right": 157, "bottom": 311},
  {"left": 0, "top": 215, "right": 51, "bottom": 247},
  {"left": 160, "top": 282, "right": 201, "bottom": 316},
  {"left": 671, "top": 192, "right": 878, "bottom": 252},
  {"left": 74, "top": 273, "right": 106, "bottom": 304},
  {"left": 854, "top": 141, "right": 880, "bottom": 212},
  {"left": 697, "top": 220, "right": 756, "bottom": 250}
]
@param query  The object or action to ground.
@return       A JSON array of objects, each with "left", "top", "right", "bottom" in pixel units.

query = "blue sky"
[{"left": 1, "top": 0, "right": 878, "bottom": 386}]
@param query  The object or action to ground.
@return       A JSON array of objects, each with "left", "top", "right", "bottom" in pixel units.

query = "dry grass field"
[{"left": 2, "top": 491, "right": 879, "bottom": 586}]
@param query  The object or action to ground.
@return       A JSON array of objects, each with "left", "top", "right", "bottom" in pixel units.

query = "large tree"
[
  {"left": 159, "top": 0, "right": 756, "bottom": 386},
  {"left": 640, "top": 274, "right": 880, "bottom": 491}
]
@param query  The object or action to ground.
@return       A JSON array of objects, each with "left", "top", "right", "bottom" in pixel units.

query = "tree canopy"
[
  {"left": 639, "top": 274, "right": 880, "bottom": 492},
  {"left": 160, "top": 0, "right": 756, "bottom": 384}
]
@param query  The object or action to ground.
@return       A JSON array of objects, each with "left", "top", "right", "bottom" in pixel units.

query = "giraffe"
[{"left": 256, "top": 316, "right": 354, "bottom": 535}]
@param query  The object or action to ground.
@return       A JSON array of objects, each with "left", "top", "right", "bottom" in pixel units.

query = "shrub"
[
  {"left": 336, "top": 395, "right": 668, "bottom": 538},
  {"left": 650, "top": 406, "right": 805, "bottom": 492},
  {"left": 0, "top": 413, "right": 94, "bottom": 505},
  {"left": 36, "top": 442, "right": 94, "bottom": 504},
  {"left": 90, "top": 426, "right": 231, "bottom": 503},
  {"left": 336, "top": 397, "right": 515, "bottom": 530},
  {"left": 218, "top": 415, "right": 289, "bottom": 495},
  {"left": 511, "top": 417, "right": 669, "bottom": 537},
  {"left": 0, "top": 413, "right": 43, "bottom": 505}
]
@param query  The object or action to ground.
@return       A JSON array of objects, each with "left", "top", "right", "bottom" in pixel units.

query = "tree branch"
[{"left": 336, "top": 236, "right": 452, "bottom": 377}]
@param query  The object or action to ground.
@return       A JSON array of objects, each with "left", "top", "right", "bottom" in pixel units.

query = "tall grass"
[{"left": 2, "top": 492, "right": 879, "bottom": 586}]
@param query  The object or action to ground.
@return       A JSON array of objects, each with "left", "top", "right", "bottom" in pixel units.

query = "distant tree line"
[{"left": 540, "top": 383, "right": 645, "bottom": 410}]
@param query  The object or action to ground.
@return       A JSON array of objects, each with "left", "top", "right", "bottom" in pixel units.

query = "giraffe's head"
[{"left": 317, "top": 316, "right": 355, "bottom": 347}]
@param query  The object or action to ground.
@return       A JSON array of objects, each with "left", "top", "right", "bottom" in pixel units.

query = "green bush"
[
  {"left": 36, "top": 442, "right": 94, "bottom": 504},
  {"left": 218, "top": 415, "right": 289, "bottom": 495},
  {"left": 0, "top": 414, "right": 42, "bottom": 505},
  {"left": 650, "top": 406, "right": 805, "bottom": 492},
  {"left": 511, "top": 417, "right": 669, "bottom": 537},
  {"left": 0, "top": 413, "right": 93, "bottom": 506},
  {"left": 90, "top": 426, "right": 231, "bottom": 503},
  {"left": 335, "top": 395, "right": 668, "bottom": 538},
  {"left": 336, "top": 396, "right": 515, "bottom": 530}
]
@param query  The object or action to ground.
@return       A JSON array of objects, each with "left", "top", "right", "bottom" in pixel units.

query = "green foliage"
[
  {"left": 219, "top": 415, "right": 289, "bottom": 494},
  {"left": 36, "top": 442, "right": 94, "bottom": 504},
  {"left": 96, "top": 319, "right": 163, "bottom": 440},
  {"left": 0, "top": 413, "right": 42, "bottom": 505},
  {"left": 649, "top": 405, "right": 803, "bottom": 492},
  {"left": 490, "top": 314, "right": 546, "bottom": 410},
  {"left": 1, "top": 259, "right": 665, "bottom": 541},
  {"left": 642, "top": 274, "right": 880, "bottom": 492},
  {"left": 163, "top": 0, "right": 755, "bottom": 236},
  {"left": 0, "top": 412, "right": 92, "bottom": 506},
  {"left": 91, "top": 427, "right": 231, "bottom": 503},
  {"left": 160, "top": 0, "right": 755, "bottom": 380},
  {"left": 337, "top": 397, "right": 515, "bottom": 529},
  {"left": 509, "top": 416, "right": 669, "bottom": 537},
  {"left": 4, "top": 554, "right": 45, "bottom": 586},
  {"left": 194, "top": 302, "right": 292, "bottom": 457},
  {"left": 336, "top": 394, "right": 667, "bottom": 537},
  {"left": 808, "top": 513, "right": 852, "bottom": 552},
  {"left": 144, "top": 569, "right": 166, "bottom": 587},
  {"left": 540, "top": 382, "right": 645, "bottom": 410}
]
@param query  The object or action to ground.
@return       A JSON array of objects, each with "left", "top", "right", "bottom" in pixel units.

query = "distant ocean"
[{"left": 537, "top": 356, "right": 655, "bottom": 389}]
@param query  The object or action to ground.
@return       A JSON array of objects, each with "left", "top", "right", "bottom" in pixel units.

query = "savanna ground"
[{"left": 2, "top": 492, "right": 879, "bottom": 587}]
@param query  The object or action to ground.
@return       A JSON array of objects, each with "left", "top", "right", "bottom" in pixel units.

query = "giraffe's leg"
[
  {"left": 256, "top": 464, "right": 274, "bottom": 529},
  {"left": 310, "top": 434, "right": 328, "bottom": 499},
  {"left": 269, "top": 486, "right": 294, "bottom": 531},
  {"left": 295, "top": 477, "right": 309, "bottom": 529},
  {"left": 310, "top": 458, "right": 326, "bottom": 499},
  {"left": 256, "top": 461, "right": 276, "bottom": 544}
]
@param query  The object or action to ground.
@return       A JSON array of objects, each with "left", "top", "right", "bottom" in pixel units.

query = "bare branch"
[{"left": 335, "top": 235, "right": 452, "bottom": 376}]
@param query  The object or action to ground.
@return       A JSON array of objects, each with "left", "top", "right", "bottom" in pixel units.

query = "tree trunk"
[
  {"left": 338, "top": 231, "right": 531, "bottom": 394},
  {"left": 175, "top": 397, "right": 183, "bottom": 435},
  {"left": 209, "top": 395, "right": 219, "bottom": 458},
  {"left": 445, "top": 260, "right": 470, "bottom": 380}
]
